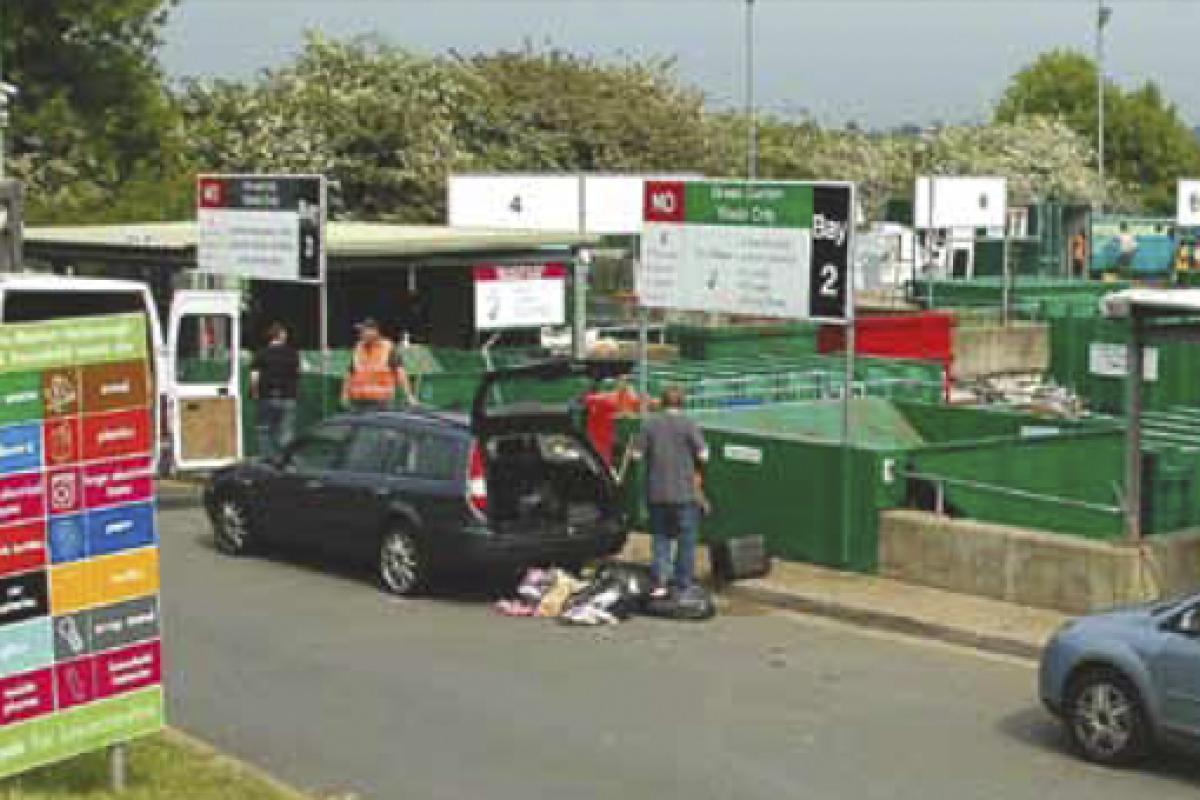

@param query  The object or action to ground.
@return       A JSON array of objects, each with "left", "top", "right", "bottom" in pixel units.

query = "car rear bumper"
[{"left": 454, "top": 520, "right": 627, "bottom": 566}]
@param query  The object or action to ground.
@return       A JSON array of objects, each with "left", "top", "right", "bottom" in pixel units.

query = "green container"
[{"left": 668, "top": 323, "right": 817, "bottom": 361}]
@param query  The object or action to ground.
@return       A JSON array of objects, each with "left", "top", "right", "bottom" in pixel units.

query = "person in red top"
[{"left": 583, "top": 377, "right": 650, "bottom": 465}]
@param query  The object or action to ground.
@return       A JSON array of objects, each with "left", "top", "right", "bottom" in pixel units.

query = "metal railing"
[{"left": 900, "top": 469, "right": 1124, "bottom": 518}]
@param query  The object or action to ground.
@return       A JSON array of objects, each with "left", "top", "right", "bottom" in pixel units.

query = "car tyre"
[
  {"left": 213, "top": 494, "right": 257, "bottom": 556},
  {"left": 378, "top": 526, "right": 426, "bottom": 596},
  {"left": 1065, "top": 667, "right": 1151, "bottom": 767}
]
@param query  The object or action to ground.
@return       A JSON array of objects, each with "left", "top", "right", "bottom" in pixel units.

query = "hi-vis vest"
[{"left": 347, "top": 339, "right": 397, "bottom": 401}]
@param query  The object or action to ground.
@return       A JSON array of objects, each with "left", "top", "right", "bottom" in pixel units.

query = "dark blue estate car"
[{"left": 204, "top": 360, "right": 629, "bottom": 594}]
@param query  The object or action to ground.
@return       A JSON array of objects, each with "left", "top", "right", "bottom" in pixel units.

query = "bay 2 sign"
[{"left": 639, "top": 180, "right": 853, "bottom": 321}]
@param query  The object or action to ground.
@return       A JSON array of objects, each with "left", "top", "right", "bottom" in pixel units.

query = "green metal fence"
[{"left": 639, "top": 355, "right": 943, "bottom": 409}]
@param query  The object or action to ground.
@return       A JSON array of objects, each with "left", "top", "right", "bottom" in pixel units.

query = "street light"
[
  {"left": 744, "top": 0, "right": 757, "bottom": 180},
  {"left": 1096, "top": 0, "right": 1112, "bottom": 211}
]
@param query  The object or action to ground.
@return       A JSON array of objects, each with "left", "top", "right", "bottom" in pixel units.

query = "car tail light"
[{"left": 466, "top": 440, "right": 488, "bottom": 519}]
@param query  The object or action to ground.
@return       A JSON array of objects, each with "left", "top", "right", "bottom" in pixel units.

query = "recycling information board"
[
  {"left": 0, "top": 313, "right": 163, "bottom": 779},
  {"left": 474, "top": 264, "right": 567, "bottom": 331},
  {"left": 639, "top": 180, "right": 853, "bottom": 321},
  {"left": 197, "top": 174, "right": 326, "bottom": 283}
]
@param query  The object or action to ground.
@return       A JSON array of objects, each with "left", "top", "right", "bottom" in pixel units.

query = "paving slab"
[{"left": 622, "top": 534, "right": 1067, "bottom": 660}]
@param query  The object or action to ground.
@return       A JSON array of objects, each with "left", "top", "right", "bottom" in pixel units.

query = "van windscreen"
[{"left": 3, "top": 290, "right": 146, "bottom": 323}]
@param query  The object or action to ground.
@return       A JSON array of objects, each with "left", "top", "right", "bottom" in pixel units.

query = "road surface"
[{"left": 158, "top": 502, "right": 1200, "bottom": 800}]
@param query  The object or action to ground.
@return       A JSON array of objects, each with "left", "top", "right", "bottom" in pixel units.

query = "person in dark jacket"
[
  {"left": 250, "top": 322, "right": 300, "bottom": 458},
  {"left": 627, "top": 386, "right": 709, "bottom": 594}
]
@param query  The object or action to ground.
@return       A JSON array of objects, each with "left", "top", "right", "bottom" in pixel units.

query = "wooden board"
[{"left": 179, "top": 396, "right": 238, "bottom": 462}]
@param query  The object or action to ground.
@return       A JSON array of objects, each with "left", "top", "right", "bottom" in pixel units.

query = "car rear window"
[
  {"left": 412, "top": 435, "right": 459, "bottom": 481},
  {"left": 343, "top": 426, "right": 395, "bottom": 473}
]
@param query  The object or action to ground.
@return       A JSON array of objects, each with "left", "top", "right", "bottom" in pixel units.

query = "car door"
[
  {"left": 167, "top": 291, "right": 243, "bottom": 472},
  {"left": 1151, "top": 603, "right": 1200, "bottom": 738},
  {"left": 313, "top": 423, "right": 400, "bottom": 560},
  {"left": 261, "top": 421, "right": 353, "bottom": 547}
]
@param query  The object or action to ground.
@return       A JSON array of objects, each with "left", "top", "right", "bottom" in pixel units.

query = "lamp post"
[
  {"left": 744, "top": 0, "right": 757, "bottom": 180},
  {"left": 1096, "top": 1, "right": 1112, "bottom": 211}
]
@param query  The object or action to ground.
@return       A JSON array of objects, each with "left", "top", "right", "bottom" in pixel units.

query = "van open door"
[{"left": 168, "top": 291, "right": 242, "bottom": 471}]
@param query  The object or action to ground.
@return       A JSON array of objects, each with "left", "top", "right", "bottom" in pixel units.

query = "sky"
[{"left": 160, "top": 0, "right": 1200, "bottom": 129}]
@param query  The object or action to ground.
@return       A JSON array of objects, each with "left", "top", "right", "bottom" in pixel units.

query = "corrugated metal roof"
[{"left": 24, "top": 221, "right": 598, "bottom": 258}]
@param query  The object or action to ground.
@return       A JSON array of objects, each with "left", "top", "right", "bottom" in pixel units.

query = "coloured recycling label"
[{"left": 0, "top": 313, "right": 162, "bottom": 779}]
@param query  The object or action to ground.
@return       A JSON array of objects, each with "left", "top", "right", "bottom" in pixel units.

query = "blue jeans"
[
  {"left": 256, "top": 398, "right": 296, "bottom": 459},
  {"left": 648, "top": 502, "right": 701, "bottom": 589}
]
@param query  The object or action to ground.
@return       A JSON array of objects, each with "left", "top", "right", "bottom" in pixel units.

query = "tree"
[
  {"left": 1, "top": 0, "right": 187, "bottom": 222},
  {"left": 180, "top": 36, "right": 713, "bottom": 222},
  {"left": 995, "top": 50, "right": 1200, "bottom": 212}
]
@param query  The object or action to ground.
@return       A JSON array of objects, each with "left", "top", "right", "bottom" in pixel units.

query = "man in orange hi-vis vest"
[{"left": 341, "top": 318, "right": 416, "bottom": 411}]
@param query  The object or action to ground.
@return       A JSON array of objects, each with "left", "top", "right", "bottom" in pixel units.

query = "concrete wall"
[
  {"left": 953, "top": 323, "right": 1049, "bottom": 379},
  {"left": 880, "top": 509, "right": 1200, "bottom": 614}
]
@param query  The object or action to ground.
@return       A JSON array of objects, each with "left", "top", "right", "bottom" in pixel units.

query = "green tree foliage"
[
  {"left": 180, "top": 35, "right": 711, "bottom": 222},
  {"left": 996, "top": 49, "right": 1200, "bottom": 212},
  {"left": 2, "top": 0, "right": 190, "bottom": 223}
]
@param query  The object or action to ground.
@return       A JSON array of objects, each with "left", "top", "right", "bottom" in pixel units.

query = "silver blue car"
[{"left": 1040, "top": 591, "right": 1200, "bottom": 766}]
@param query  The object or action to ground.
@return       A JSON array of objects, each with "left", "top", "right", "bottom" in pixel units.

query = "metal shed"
[{"left": 23, "top": 221, "right": 598, "bottom": 349}]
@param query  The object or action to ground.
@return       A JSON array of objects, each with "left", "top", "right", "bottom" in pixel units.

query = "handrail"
[{"left": 900, "top": 469, "right": 1123, "bottom": 516}]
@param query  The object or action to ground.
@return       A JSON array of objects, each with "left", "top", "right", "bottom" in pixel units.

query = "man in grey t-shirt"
[{"left": 630, "top": 386, "right": 709, "bottom": 592}]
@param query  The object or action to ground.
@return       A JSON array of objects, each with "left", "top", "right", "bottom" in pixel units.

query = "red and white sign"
[{"left": 473, "top": 264, "right": 567, "bottom": 331}]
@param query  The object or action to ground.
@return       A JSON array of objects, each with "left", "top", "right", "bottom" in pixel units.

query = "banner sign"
[
  {"left": 473, "top": 263, "right": 567, "bottom": 331},
  {"left": 197, "top": 174, "right": 326, "bottom": 283},
  {"left": 448, "top": 174, "right": 702, "bottom": 235},
  {"left": 914, "top": 176, "right": 1007, "bottom": 230},
  {"left": 639, "top": 180, "right": 853, "bottom": 321},
  {"left": 0, "top": 313, "right": 163, "bottom": 780}
]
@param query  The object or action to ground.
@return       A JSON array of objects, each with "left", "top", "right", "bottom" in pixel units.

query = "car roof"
[{"left": 332, "top": 408, "right": 470, "bottom": 431}]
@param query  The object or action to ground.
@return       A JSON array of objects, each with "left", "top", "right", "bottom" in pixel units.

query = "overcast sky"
[{"left": 161, "top": 0, "right": 1200, "bottom": 128}]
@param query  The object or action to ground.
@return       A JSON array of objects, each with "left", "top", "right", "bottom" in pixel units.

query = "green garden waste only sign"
[{"left": 639, "top": 180, "right": 854, "bottom": 321}]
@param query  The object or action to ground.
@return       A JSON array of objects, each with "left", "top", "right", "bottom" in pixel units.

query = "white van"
[{"left": 0, "top": 274, "right": 243, "bottom": 472}]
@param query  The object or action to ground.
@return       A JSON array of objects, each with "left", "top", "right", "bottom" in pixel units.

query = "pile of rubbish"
[
  {"left": 952, "top": 374, "right": 1084, "bottom": 417},
  {"left": 495, "top": 563, "right": 716, "bottom": 626}
]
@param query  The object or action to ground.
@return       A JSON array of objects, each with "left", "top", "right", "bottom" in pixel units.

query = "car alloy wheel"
[
  {"left": 215, "top": 497, "right": 254, "bottom": 556},
  {"left": 1067, "top": 670, "right": 1148, "bottom": 766},
  {"left": 379, "top": 528, "right": 423, "bottom": 596}
]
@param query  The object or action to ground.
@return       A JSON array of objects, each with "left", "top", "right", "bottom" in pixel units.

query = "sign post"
[
  {"left": 639, "top": 179, "right": 856, "bottom": 565},
  {"left": 0, "top": 313, "right": 165, "bottom": 784}
]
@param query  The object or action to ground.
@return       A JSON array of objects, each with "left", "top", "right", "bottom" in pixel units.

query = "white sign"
[
  {"left": 639, "top": 180, "right": 853, "bottom": 321},
  {"left": 723, "top": 444, "right": 764, "bottom": 465},
  {"left": 474, "top": 264, "right": 567, "bottom": 330},
  {"left": 915, "top": 177, "right": 1007, "bottom": 230},
  {"left": 1088, "top": 342, "right": 1159, "bottom": 382},
  {"left": 584, "top": 176, "right": 698, "bottom": 235},
  {"left": 1178, "top": 179, "right": 1200, "bottom": 227},
  {"left": 642, "top": 222, "right": 813, "bottom": 318},
  {"left": 197, "top": 175, "right": 326, "bottom": 283},
  {"left": 449, "top": 175, "right": 580, "bottom": 232},
  {"left": 448, "top": 174, "right": 701, "bottom": 235}
]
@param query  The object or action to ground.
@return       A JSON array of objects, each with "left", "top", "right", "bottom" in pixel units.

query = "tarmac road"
[{"left": 159, "top": 502, "right": 1200, "bottom": 800}]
